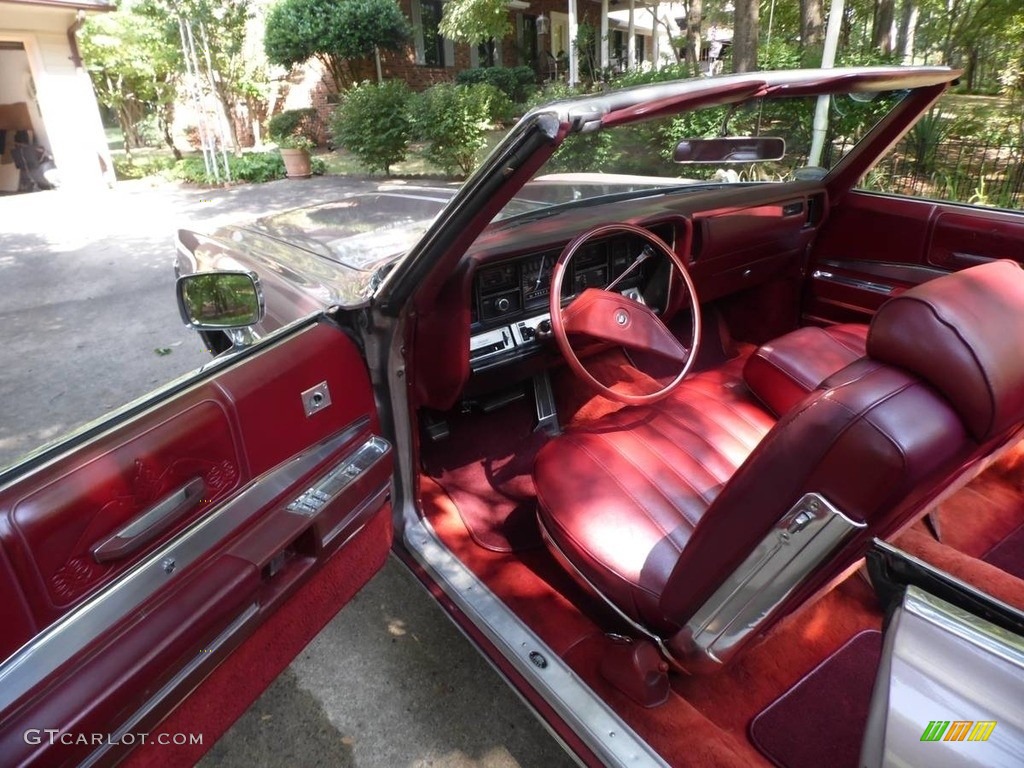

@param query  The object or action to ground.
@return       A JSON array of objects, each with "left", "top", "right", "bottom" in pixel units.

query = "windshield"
[{"left": 498, "top": 91, "right": 906, "bottom": 221}]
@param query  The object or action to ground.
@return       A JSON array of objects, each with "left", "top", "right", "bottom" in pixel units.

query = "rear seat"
[{"left": 743, "top": 324, "right": 868, "bottom": 416}]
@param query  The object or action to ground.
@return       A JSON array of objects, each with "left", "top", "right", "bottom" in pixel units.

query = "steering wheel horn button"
[{"left": 614, "top": 309, "right": 630, "bottom": 327}]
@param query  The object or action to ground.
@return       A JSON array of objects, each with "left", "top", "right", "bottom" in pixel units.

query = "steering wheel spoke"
[{"left": 550, "top": 223, "right": 701, "bottom": 405}]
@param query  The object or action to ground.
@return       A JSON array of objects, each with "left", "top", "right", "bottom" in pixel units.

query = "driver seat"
[{"left": 534, "top": 260, "right": 1024, "bottom": 672}]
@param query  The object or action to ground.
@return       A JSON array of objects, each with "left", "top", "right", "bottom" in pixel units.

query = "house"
[{"left": 0, "top": 0, "right": 115, "bottom": 192}]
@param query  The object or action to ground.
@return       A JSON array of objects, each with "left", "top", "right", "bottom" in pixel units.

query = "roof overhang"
[{"left": 0, "top": 0, "right": 114, "bottom": 12}]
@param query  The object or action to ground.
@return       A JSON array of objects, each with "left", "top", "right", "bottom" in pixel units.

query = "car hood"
[{"left": 245, "top": 189, "right": 457, "bottom": 274}]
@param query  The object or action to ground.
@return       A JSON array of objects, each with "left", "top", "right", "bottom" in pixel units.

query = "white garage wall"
[{"left": 1, "top": 3, "right": 114, "bottom": 190}]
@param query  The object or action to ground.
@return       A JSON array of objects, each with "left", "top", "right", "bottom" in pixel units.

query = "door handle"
[{"left": 92, "top": 477, "right": 206, "bottom": 563}]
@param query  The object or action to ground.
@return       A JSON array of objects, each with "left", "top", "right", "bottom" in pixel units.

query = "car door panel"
[
  {"left": 805, "top": 191, "right": 1024, "bottom": 326},
  {"left": 927, "top": 208, "right": 1024, "bottom": 270},
  {"left": 0, "top": 318, "right": 393, "bottom": 768}
]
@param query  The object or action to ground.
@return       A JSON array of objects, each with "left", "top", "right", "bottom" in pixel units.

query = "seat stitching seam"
[
  {"left": 606, "top": 428, "right": 716, "bottom": 515},
  {"left": 657, "top": 406, "right": 758, "bottom": 460},
  {"left": 643, "top": 418, "right": 733, "bottom": 486},
  {"left": 567, "top": 435, "right": 690, "bottom": 545},
  {"left": 660, "top": 395, "right": 763, "bottom": 453}
]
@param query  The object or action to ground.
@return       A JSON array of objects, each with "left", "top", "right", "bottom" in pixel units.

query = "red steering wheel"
[{"left": 549, "top": 223, "right": 701, "bottom": 405}]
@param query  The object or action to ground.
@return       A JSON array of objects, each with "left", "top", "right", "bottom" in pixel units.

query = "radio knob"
[{"left": 496, "top": 297, "right": 511, "bottom": 312}]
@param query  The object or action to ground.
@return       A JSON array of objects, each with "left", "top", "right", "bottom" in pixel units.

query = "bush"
[
  {"left": 113, "top": 154, "right": 177, "bottom": 180},
  {"left": 455, "top": 65, "right": 537, "bottom": 103},
  {"left": 412, "top": 83, "right": 496, "bottom": 177},
  {"left": 332, "top": 80, "right": 413, "bottom": 174},
  {"left": 268, "top": 108, "right": 317, "bottom": 143},
  {"left": 165, "top": 151, "right": 326, "bottom": 185}
]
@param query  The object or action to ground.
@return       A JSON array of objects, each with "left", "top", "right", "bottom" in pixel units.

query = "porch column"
[
  {"left": 568, "top": 0, "right": 579, "bottom": 86},
  {"left": 600, "top": 0, "right": 609, "bottom": 70},
  {"left": 627, "top": 0, "right": 636, "bottom": 69}
]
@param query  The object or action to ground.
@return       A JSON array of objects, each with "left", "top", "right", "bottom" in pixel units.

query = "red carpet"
[
  {"left": 749, "top": 630, "right": 883, "bottom": 768},
  {"left": 422, "top": 396, "right": 548, "bottom": 552},
  {"left": 984, "top": 523, "right": 1024, "bottom": 580}
]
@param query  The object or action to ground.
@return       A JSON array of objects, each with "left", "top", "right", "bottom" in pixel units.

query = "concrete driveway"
[{"left": 0, "top": 178, "right": 574, "bottom": 768}]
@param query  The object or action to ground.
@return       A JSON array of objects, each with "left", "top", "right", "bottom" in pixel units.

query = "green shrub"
[
  {"left": 164, "top": 151, "right": 325, "bottom": 185},
  {"left": 268, "top": 108, "right": 317, "bottom": 143},
  {"left": 331, "top": 80, "right": 413, "bottom": 174},
  {"left": 455, "top": 65, "right": 537, "bottom": 103},
  {"left": 412, "top": 83, "right": 495, "bottom": 177},
  {"left": 113, "top": 154, "right": 177, "bottom": 180}
]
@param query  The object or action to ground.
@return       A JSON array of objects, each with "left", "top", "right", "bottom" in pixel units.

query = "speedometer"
[{"left": 522, "top": 254, "right": 554, "bottom": 302}]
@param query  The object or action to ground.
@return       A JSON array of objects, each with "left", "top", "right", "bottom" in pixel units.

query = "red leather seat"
[{"left": 534, "top": 261, "right": 1024, "bottom": 671}]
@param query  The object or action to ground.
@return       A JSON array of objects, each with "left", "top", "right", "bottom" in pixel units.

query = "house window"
[{"left": 416, "top": 0, "right": 448, "bottom": 67}]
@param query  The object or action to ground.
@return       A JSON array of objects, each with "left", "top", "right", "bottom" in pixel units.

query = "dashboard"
[{"left": 469, "top": 223, "right": 675, "bottom": 371}]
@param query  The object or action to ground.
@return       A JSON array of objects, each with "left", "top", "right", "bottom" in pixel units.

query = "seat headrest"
[{"left": 867, "top": 260, "right": 1024, "bottom": 442}]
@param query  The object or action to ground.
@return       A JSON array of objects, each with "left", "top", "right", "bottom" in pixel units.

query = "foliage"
[
  {"left": 908, "top": 108, "right": 952, "bottom": 173},
  {"left": 438, "top": 0, "right": 511, "bottom": 45},
  {"left": 264, "top": 0, "right": 411, "bottom": 91},
  {"left": 454, "top": 66, "right": 536, "bottom": 104},
  {"left": 166, "top": 151, "right": 325, "bottom": 184},
  {"left": 412, "top": 84, "right": 496, "bottom": 176},
  {"left": 756, "top": 40, "right": 802, "bottom": 72},
  {"left": 113, "top": 153, "right": 178, "bottom": 180},
  {"left": 80, "top": 8, "right": 180, "bottom": 155},
  {"left": 267, "top": 108, "right": 317, "bottom": 142},
  {"left": 331, "top": 80, "right": 414, "bottom": 174}
]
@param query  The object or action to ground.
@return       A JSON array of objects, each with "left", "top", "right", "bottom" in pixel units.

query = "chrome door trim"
[
  {"left": 811, "top": 269, "right": 894, "bottom": 295},
  {"left": 0, "top": 418, "right": 372, "bottom": 713},
  {"left": 403, "top": 514, "right": 669, "bottom": 768}
]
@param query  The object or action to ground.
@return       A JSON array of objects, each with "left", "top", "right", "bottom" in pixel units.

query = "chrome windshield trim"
[{"left": 0, "top": 418, "right": 369, "bottom": 713}]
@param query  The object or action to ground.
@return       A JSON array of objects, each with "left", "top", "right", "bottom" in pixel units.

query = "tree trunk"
[
  {"left": 732, "top": 0, "right": 759, "bottom": 72},
  {"left": 895, "top": 0, "right": 918, "bottom": 64},
  {"left": 872, "top": 0, "right": 896, "bottom": 55},
  {"left": 801, "top": 0, "right": 825, "bottom": 65},
  {"left": 685, "top": 0, "right": 702, "bottom": 77},
  {"left": 965, "top": 46, "right": 978, "bottom": 91}
]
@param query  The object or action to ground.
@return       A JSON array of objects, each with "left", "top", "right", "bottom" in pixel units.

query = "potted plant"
[
  {"left": 278, "top": 135, "right": 314, "bottom": 178},
  {"left": 267, "top": 109, "right": 317, "bottom": 179}
]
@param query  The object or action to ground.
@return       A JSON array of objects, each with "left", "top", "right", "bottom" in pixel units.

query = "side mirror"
[
  {"left": 674, "top": 137, "right": 786, "bottom": 164},
  {"left": 176, "top": 271, "right": 264, "bottom": 330}
]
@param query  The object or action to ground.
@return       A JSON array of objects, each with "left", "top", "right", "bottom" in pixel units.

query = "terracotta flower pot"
[{"left": 280, "top": 148, "right": 312, "bottom": 179}]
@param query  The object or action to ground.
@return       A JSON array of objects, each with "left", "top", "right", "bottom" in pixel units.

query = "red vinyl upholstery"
[
  {"left": 534, "top": 262, "right": 1024, "bottom": 666},
  {"left": 867, "top": 259, "right": 1024, "bottom": 442},
  {"left": 743, "top": 324, "right": 867, "bottom": 416}
]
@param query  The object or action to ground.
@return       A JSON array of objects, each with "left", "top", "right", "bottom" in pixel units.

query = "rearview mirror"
[
  {"left": 176, "top": 271, "right": 264, "bottom": 330},
  {"left": 673, "top": 137, "right": 785, "bottom": 164}
]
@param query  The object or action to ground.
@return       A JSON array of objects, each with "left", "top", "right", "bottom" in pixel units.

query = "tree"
[
  {"left": 872, "top": 0, "right": 897, "bottom": 55},
  {"left": 438, "top": 0, "right": 512, "bottom": 45},
  {"left": 264, "top": 0, "right": 411, "bottom": 91},
  {"left": 80, "top": 9, "right": 181, "bottom": 157},
  {"left": 800, "top": 0, "right": 825, "bottom": 65},
  {"left": 683, "top": 0, "right": 703, "bottom": 76},
  {"left": 732, "top": 0, "right": 759, "bottom": 72}
]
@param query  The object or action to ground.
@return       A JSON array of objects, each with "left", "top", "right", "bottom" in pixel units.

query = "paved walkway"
[{"left": 0, "top": 177, "right": 573, "bottom": 767}]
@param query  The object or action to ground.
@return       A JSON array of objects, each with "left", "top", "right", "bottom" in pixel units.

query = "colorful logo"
[{"left": 920, "top": 721, "right": 997, "bottom": 742}]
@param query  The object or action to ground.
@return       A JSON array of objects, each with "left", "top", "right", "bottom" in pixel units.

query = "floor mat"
[
  {"left": 749, "top": 630, "right": 883, "bottom": 768},
  {"left": 422, "top": 396, "right": 547, "bottom": 552},
  {"left": 984, "top": 523, "right": 1024, "bottom": 580}
]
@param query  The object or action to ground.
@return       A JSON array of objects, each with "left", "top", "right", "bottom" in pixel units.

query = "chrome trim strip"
[
  {"left": 79, "top": 603, "right": 260, "bottom": 768},
  {"left": 287, "top": 436, "right": 391, "bottom": 517},
  {"left": 904, "top": 586, "right": 1024, "bottom": 668},
  {"left": 678, "top": 493, "right": 866, "bottom": 671},
  {"left": 0, "top": 418, "right": 371, "bottom": 713},
  {"left": 811, "top": 269, "right": 894, "bottom": 295},
  {"left": 404, "top": 516, "right": 669, "bottom": 767}
]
